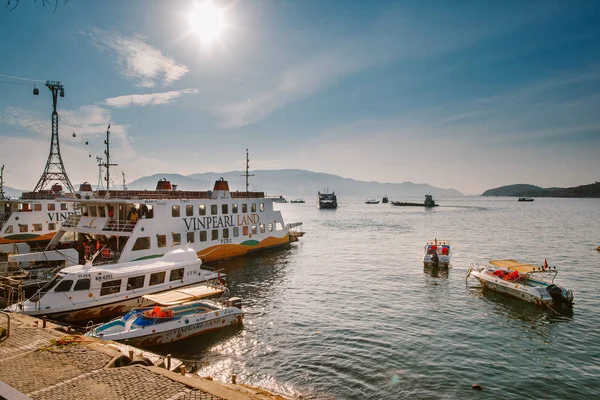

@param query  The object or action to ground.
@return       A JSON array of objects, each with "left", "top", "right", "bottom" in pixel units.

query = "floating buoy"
[{"left": 472, "top": 384, "right": 483, "bottom": 390}]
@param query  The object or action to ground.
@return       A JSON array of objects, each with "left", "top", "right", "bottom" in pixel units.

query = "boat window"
[
  {"left": 232, "top": 204, "right": 238, "bottom": 214},
  {"left": 98, "top": 206, "right": 106, "bottom": 217},
  {"left": 73, "top": 279, "right": 90, "bottom": 291},
  {"left": 144, "top": 205, "right": 154, "bottom": 219},
  {"left": 186, "top": 205, "right": 194, "bottom": 217},
  {"left": 54, "top": 279, "right": 73, "bottom": 292},
  {"left": 222, "top": 204, "right": 228, "bottom": 214},
  {"left": 251, "top": 203, "right": 257, "bottom": 212},
  {"left": 172, "top": 205, "right": 180, "bottom": 218},
  {"left": 157, "top": 235, "right": 167, "bottom": 248},
  {"left": 200, "top": 231, "right": 207, "bottom": 242},
  {"left": 223, "top": 228, "right": 229, "bottom": 239},
  {"left": 127, "top": 275, "right": 145, "bottom": 290},
  {"left": 233, "top": 227, "right": 239, "bottom": 237},
  {"left": 268, "top": 223, "right": 273, "bottom": 232},
  {"left": 243, "top": 226, "right": 248, "bottom": 236},
  {"left": 173, "top": 233, "right": 181, "bottom": 246},
  {"left": 211, "top": 204, "right": 218, "bottom": 215},
  {"left": 100, "top": 280, "right": 122, "bottom": 296},
  {"left": 149, "top": 272, "right": 165, "bottom": 286},
  {"left": 187, "top": 232, "right": 195, "bottom": 244},
  {"left": 211, "top": 229, "right": 218, "bottom": 240},
  {"left": 4, "top": 225, "right": 12, "bottom": 234},
  {"left": 89, "top": 206, "right": 97, "bottom": 217},
  {"left": 19, "top": 224, "right": 28, "bottom": 233},
  {"left": 48, "top": 222, "right": 56, "bottom": 231},
  {"left": 199, "top": 205, "right": 206, "bottom": 216},
  {"left": 252, "top": 225, "right": 257, "bottom": 234},
  {"left": 132, "top": 237, "right": 151, "bottom": 251},
  {"left": 34, "top": 204, "right": 42, "bottom": 211},
  {"left": 259, "top": 202, "right": 264, "bottom": 212},
  {"left": 260, "top": 224, "right": 265, "bottom": 233},
  {"left": 33, "top": 223, "right": 42, "bottom": 232},
  {"left": 169, "top": 268, "right": 184, "bottom": 282},
  {"left": 61, "top": 203, "right": 68, "bottom": 211},
  {"left": 48, "top": 203, "right": 55, "bottom": 211},
  {"left": 242, "top": 204, "right": 247, "bottom": 213}
]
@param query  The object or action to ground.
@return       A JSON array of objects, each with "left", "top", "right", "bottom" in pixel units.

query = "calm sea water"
[{"left": 160, "top": 197, "right": 600, "bottom": 399}]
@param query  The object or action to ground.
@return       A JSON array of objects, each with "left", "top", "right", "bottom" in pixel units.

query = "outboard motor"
[
  {"left": 546, "top": 284, "right": 574, "bottom": 307},
  {"left": 227, "top": 297, "right": 242, "bottom": 309}
]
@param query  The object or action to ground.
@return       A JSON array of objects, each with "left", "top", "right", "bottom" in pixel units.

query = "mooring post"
[
  {"left": 232, "top": 374, "right": 237, "bottom": 384},
  {"left": 180, "top": 365, "right": 186, "bottom": 376},
  {"left": 42, "top": 316, "right": 47, "bottom": 328},
  {"left": 128, "top": 350, "right": 134, "bottom": 360},
  {"left": 166, "top": 354, "right": 172, "bottom": 370}
]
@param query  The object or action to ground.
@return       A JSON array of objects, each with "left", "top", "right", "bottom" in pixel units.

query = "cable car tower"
[{"left": 32, "top": 81, "right": 74, "bottom": 193}]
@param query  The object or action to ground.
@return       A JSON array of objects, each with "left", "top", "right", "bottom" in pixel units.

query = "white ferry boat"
[
  {"left": 10, "top": 177, "right": 302, "bottom": 267},
  {"left": 1, "top": 184, "right": 77, "bottom": 262},
  {"left": 87, "top": 284, "right": 243, "bottom": 347},
  {"left": 5, "top": 246, "right": 221, "bottom": 322}
]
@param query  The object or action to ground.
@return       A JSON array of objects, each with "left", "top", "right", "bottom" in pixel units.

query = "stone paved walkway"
[{"left": 1, "top": 314, "right": 286, "bottom": 400}]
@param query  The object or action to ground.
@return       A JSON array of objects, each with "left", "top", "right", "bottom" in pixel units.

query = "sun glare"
[{"left": 189, "top": 1, "right": 226, "bottom": 45}]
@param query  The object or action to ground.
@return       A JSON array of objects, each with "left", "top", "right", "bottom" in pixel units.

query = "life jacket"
[{"left": 102, "top": 248, "right": 111, "bottom": 259}]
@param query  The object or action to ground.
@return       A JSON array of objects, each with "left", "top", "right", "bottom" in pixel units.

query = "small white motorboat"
[
  {"left": 466, "top": 259, "right": 574, "bottom": 308},
  {"left": 423, "top": 240, "right": 451, "bottom": 267},
  {"left": 87, "top": 284, "right": 244, "bottom": 347}
]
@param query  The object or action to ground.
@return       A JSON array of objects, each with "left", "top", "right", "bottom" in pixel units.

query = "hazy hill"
[
  {"left": 128, "top": 169, "right": 463, "bottom": 197},
  {"left": 482, "top": 184, "right": 542, "bottom": 196},
  {"left": 1, "top": 185, "right": 24, "bottom": 198},
  {"left": 482, "top": 182, "right": 600, "bottom": 198}
]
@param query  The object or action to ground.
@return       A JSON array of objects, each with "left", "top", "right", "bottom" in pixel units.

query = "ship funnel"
[{"left": 211, "top": 178, "right": 230, "bottom": 199}]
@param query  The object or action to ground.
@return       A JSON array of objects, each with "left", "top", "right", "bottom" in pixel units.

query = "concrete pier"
[{"left": 0, "top": 313, "right": 289, "bottom": 400}]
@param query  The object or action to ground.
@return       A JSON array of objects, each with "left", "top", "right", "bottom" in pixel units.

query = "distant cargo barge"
[{"left": 391, "top": 194, "right": 438, "bottom": 208}]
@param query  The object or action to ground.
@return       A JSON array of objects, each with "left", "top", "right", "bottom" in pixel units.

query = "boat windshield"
[{"left": 29, "top": 274, "right": 62, "bottom": 302}]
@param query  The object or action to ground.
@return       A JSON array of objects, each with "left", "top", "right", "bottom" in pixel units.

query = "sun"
[{"left": 189, "top": 1, "right": 226, "bottom": 45}]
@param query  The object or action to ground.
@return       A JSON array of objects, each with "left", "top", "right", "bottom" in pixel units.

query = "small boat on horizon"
[
  {"left": 273, "top": 196, "right": 288, "bottom": 203},
  {"left": 423, "top": 240, "right": 451, "bottom": 267},
  {"left": 290, "top": 199, "right": 305, "bottom": 203},
  {"left": 87, "top": 283, "right": 244, "bottom": 347},
  {"left": 318, "top": 191, "right": 337, "bottom": 209},
  {"left": 365, "top": 199, "right": 380, "bottom": 204},
  {"left": 466, "top": 259, "right": 573, "bottom": 308},
  {"left": 382, "top": 196, "right": 389, "bottom": 204},
  {"left": 391, "top": 194, "right": 438, "bottom": 207},
  {"left": 518, "top": 197, "right": 534, "bottom": 202}
]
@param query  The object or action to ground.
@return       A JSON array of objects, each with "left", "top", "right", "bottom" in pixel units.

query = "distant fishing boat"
[
  {"left": 518, "top": 197, "right": 534, "bottom": 202},
  {"left": 273, "top": 196, "right": 288, "bottom": 203},
  {"left": 382, "top": 196, "right": 389, "bottom": 204},
  {"left": 466, "top": 259, "right": 574, "bottom": 308},
  {"left": 290, "top": 199, "right": 305, "bottom": 203},
  {"left": 365, "top": 199, "right": 380, "bottom": 204},
  {"left": 391, "top": 194, "right": 438, "bottom": 207}
]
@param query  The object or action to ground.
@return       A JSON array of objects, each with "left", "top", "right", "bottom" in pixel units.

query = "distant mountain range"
[
  {"left": 1, "top": 170, "right": 463, "bottom": 198},
  {"left": 482, "top": 182, "right": 600, "bottom": 198},
  {"left": 127, "top": 170, "right": 463, "bottom": 197}
]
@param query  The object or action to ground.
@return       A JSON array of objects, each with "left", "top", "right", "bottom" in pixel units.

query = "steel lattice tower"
[{"left": 33, "top": 81, "right": 74, "bottom": 193}]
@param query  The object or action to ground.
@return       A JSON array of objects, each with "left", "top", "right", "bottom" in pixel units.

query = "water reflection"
[{"left": 423, "top": 264, "right": 449, "bottom": 279}]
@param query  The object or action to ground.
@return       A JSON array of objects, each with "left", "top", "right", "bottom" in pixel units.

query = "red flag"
[{"left": 544, "top": 259, "right": 548, "bottom": 269}]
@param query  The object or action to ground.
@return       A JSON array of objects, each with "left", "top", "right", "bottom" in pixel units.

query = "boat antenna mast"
[
  {"left": 102, "top": 125, "right": 118, "bottom": 197},
  {"left": 0, "top": 164, "right": 5, "bottom": 200},
  {"left": 240, "top": 148, "right": 254, "bottom": 198},
  {"left": 122, "top": 171, "right": 127, "bottom": 191},
  {"left": 32, "top": 81, "right": 75, "bottom": 193}
]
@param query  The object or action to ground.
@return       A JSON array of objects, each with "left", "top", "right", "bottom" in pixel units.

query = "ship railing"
[
  {"left": 102, "top": 220, "right": 137, "bottom": 233},
  {"left": 62, "top": 215, "right": 81, "bottom": 228}
]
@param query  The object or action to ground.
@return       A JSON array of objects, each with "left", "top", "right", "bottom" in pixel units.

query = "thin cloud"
[
  {"left": 88, "top": 28, "right": 189, "bottom": 88},
  {"left": 104, "top": 89, "right": 199, "bottom": 108}
]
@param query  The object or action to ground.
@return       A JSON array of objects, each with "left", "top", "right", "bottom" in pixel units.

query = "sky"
[{"left": 0, "top": 0, "right": 599, "bottom": 195}]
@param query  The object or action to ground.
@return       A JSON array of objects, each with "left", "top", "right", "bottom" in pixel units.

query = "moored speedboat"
[
  {"left": 87, "top": 284, "right": 244, "bottom": 347},
  {"left": 423, "top": 240, "right": 451, "bottom": 267},
  {"left": 290, "top": 199, "right": 305, "bottom": 203},
  {"left": 4, "top": 246, "right": 222, "bottom": 322},
  {"left": 466, "top": 259, "right": 573, "bottom": 308},
  {"left": 365, "top": 199, "right": 380, "bottom": 204}
]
